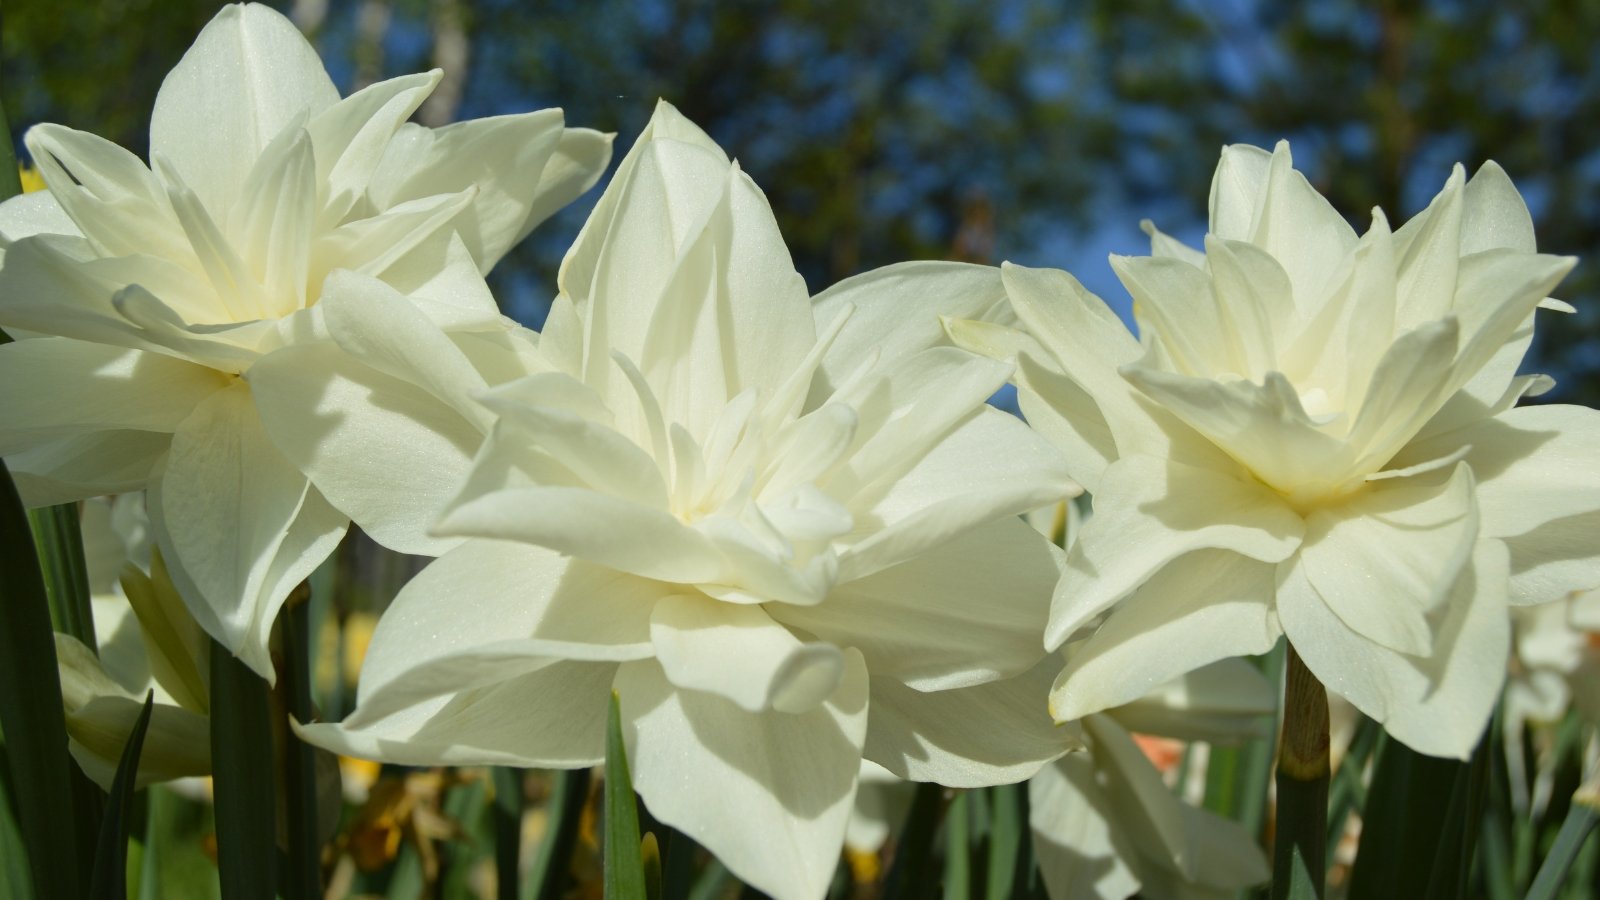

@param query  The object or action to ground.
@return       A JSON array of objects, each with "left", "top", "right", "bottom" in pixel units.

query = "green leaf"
[
  {"left": 1524, "top": 784, "right": 1600, "bottom": 900},
  {"left": 985, "top": 784, "right": 1026, "bottom": 900},
  {"left": 657, "top": 826, "right": 700, "bottom": 900},
  {"left": 1325, "top": 715, "right": 1380, "bottom": 865},
  {"left": 527, "top": 768, "right": 592, "bottom": 900},
  {"left": 208, "top": 639, "right": 278, "bottom": 900},
  {"left": 0, "top": 460, "right": 85, "bottom": 900},
  {"left": 28, "top": 505, "right": 95, "bottom": 651},
  {"left": 883, "top": 781, "right": 945, "bottom": 900},
  {"left": 604, "top": 691, "right": 646, "bottom": 899},
  {"left": 90, "top": 692, "right": 155, "bottom": 900},
  {"left": 942, "top": 791, "right": 971, "bottom": 900},
  {"left": 1347, "top": 731, "right": 1482, "bottom": 900},
  {"left": 279, "top": 593, "right": 322, "bottom": 900}
]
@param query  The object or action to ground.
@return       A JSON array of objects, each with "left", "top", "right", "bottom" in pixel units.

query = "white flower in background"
[
  {"left": 57, "top": 497, "right": 210, "bottom": 789},
  {"left": 300, "top": 101, "right": 1077, "bottom": 900},
  {"left": 951, "top": 141, "right": 1596, "bottom": 758},
  {"left": 1031, "top": 658, "right": 1272, "bottom": 900},
  {"left": 844, "top": 659, "right": 1272, "bottom": 900},
  {"left": 1507, "top": 592, "right": 1600, "bottom": 731},
  {"left": 0, "top": 3, "right": 611, "bottom": 676}
]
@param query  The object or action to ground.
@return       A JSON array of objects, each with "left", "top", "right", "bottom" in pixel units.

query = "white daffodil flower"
[
  {"left": 951, "top": 141, "right": 1597, "bottom": 759},
  {"left": 0, "top": 3, "right": 611, "bottom": 677},
  {"left": 300, "top": 101, "right": 1078, "bottom": 900}
]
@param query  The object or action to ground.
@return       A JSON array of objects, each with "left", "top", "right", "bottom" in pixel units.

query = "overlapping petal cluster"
[
  {"left": 954, "top": 141, "right": 1600, "bottom": 757},
  {"left": 846, "top": 655, "right": 1272, "bottom": 900},
  {"left": 301, "top": 101, "right": 1078, "bottom": 900},
  {"left": 0, "top": 3, "right": 610, "bottom": 675}
]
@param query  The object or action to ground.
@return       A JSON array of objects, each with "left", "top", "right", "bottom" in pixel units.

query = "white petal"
[
  {"left": 1246, "top": 141, "right": 1358, "bottom": 314},
  {"left": 149, "top": 3, "right": 337, "bottom": 218},
  {"left": 149, "top": 381, "right": 343, "bottom": 679},
  {"left": 309, "top": 189, "right": 475, "bottom": 289},
  {"left": 810, "top": 261, "right": 1011, "bottom": 408},
  {"left": 1111, "top": 254, "right": 1230, "bottom": 378},
  {"left": 650, "top": 594, "right": 843, "bottom": 713},
  {"left": 1207, "top": 143, "right": 1272, "bottom": 242},
  {"left": 523, "top": 127, "right": 615, "bottom": 231},
  {"left": 1401, "top": 404, "right": 1600, "bottom": 605},
  {"left": 0, "top": 190, "right": 78, "bottom": 243},
  {"left": 1030, "top": 753, "right": 1142, "bottom": 900},
  {"left": 1048, "top": 454, "right": 1303, "bottom": 648},
  {"left": 7, "top": 430, "right": 170, "bottom": 507},
  {"left": 298, "top": 658, "right": 617, "bottom": 768},
  {"left": 574, "top": 134, "right": 731, "bottom": 392},
  {"left": 617, "top": 652, "right": 868, "bottom": 900},
  {"left": 248, "top": 339, "right": 481, "bottom": 556},
  {"left": 24, "top": 124, "right": 186, "bottom": 261},
  {"left": 304, "top": 71, "right": 438, "bottom": 224},
  {"left": 1277, "top": 540, "right": 1510, "bottom": 759},
  {"left": 66, "top": 694, "right": 211, "bottom": 790},
  {"left": 1050, "top": 549, "right": 1281, "bottom": 723},
  {"left": 317, "top": 272, "right": 492, "bottom": 425},
  {"left": 0, "top": 338, "right": 226, "bottom": 454},
  {"left": 1122, "top": 364, "right": 1360, "bottom": 495},
  {"left": 367, "top": 110, "right": 606, "bottom": 271},
  {"left": 1461, "top": 161, "right": 1536, "bottom": 255},
  {"left": 355, "top": 540, "right": 657, "bottom": 702},
  {"left": 824, "top": 347, "right": 1013, "bottom": 505},
  {"left": 226, "top": 125, "right": 318, "bottom": 315},
  {"left": 863, "top": 656, "right": 1071, "bottom": 788},
  {"left": 1083, "top": 714, "right": 1197, "bottom": 880},
  {"left": 372, "top": 231, "right": 502, "bottom": 326},
  {"left": 836, "top": 407, "right": 1076, "bottom": 581},
  {"left": 776, "top": 516, "right": 1061, "bottom": 690},
  {"left": 1108, "top": 657, "right": 1276, "bottom": 744},
  {"left": 1300, "top": 464, "right": 1479, "bottom": 656},
  {"left": 437, "top": 483, "right": 721, "bottom": 583},
  {"left": 1391, "top": 166, "right": 1466, "bottom": 330},
  {"left": 997, "top": 262, "right": 1171, "bottom": 471}
]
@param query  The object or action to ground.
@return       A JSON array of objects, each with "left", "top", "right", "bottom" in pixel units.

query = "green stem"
[
  {"left": 493, "top": 767, "right": 524, "bottom": 900},
  {"left": 279, "top": 588, "right": 321, "bottom": 900},
  {"left": 209, "top": 639, "right": 279, "bottom": 900},
  {"left": 1272, "top": 644, "right": 1329, "bottom": 900},
  {"left": 1524, "top": 781, "right": 1600, "bottom": 900}
]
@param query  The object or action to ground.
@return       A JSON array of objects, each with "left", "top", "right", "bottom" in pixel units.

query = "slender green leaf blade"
[
  {"left": 90, "top": 692, "right": 155, "bottom": 900},
  {"left": 1525, "top": 785, "right": 1600, "bottom": 900},
  {"left": 0, "top": 460, "right": 84, "bottom": 900},
  {"left": 604, "top": 691, "right": 646, "bottom": 899},
  {"left": 28, "top": 504, "right": 95, "bottom": 650}
]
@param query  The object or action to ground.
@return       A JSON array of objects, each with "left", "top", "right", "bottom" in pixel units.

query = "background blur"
[{"left": 6, "top": 0, "right": 1600, "bottom": 401}]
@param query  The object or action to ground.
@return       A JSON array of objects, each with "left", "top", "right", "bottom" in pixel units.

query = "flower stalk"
[
  {"left": 1272, "top": 644, "right": 1329, "bottom": 900},
  {"left": 209, "top": 637, "right": 278, "bottom": 900}
]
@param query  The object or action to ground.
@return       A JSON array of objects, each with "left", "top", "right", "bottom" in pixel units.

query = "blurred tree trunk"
[{"left": 420, "top": 0, "right": 470, "bottom": 127}]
